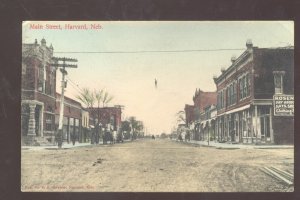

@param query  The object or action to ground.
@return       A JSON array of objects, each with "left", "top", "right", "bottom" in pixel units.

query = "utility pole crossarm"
[
  {"left": 51, "top": 64, "right": 78, "bottom": 68},
  {"left": 52, "top": 57, "right": 78, "bottom": 62}
]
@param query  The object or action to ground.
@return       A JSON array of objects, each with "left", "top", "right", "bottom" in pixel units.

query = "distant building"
[
  {"left": 21, "top": 39, "right": 56, "bottom": 145},
  {"left": 193, "top": 88, "right": 217, "bottom": 118},
  {"left": 88, "top": 106, "right": 122, "bottom": 131},
  {"left": 213, "top": 41, "right": 294, "bottom": 144},
  {"left": 191, "top": 89, "right": 217, "bottom": 141}
]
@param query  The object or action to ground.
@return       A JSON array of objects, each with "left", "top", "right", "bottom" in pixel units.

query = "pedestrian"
[
  {"left": 56, "top": 131, "right": 63, "bottom": 148},
  {"left": 71, "top": 133, "right": 75, "bottom": 146}
]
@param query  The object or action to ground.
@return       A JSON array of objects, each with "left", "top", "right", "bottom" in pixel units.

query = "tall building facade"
[
  {"left": 21, "top": 39, "right": 56, "bottom": 144},
  {"left": 214, "top": 41, "right": 294, "bottom": 144}
]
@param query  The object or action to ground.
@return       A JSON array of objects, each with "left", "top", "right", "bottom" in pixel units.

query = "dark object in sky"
[{"left": 155, "top": 78, "right": 157, "bottom": 88}]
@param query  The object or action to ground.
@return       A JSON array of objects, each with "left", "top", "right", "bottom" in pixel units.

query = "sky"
[{"left": 22, "top": 21, "right": 294, "bottom": 134}]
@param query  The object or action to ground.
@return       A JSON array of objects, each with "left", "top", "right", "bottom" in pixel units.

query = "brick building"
[
  {"left": 88, "top": 106, "right": 122, "bottom": 131},
  {"left": 193, "top": 89, "right": 217, "bottom": 116},
  {"left": 21, "top": 39, "right": 56, "bottom": 145},
  {"left": 191, "top": 89, "right": 217, "bottom": 140},
  {"left": 55, "top": 93, "right": 82, "bottom": 143},
  {"left": 213, "top": 41, "right": 294, "bottom": 144}
]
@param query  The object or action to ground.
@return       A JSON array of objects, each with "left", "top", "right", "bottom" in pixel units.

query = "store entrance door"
[{"left": 260, "top": 115, "right": 270, "bottom": 143}]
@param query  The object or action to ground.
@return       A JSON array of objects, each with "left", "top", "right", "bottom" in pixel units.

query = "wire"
[
  {"left": 54, "top": 48, "right": 246, "bottom": 54},
  {"left": 67, "top": 81, "right": 82, "bottom": 94},
  {"left": 66, "top": 77, "right": 83, "bottom": 93}
]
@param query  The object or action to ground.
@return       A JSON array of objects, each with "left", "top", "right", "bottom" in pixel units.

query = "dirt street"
[{"left": 21, "top": 139, "right": 294, "bottom": 192}]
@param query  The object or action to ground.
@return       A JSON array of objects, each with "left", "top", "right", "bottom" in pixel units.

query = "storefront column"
[
  {"left": 40, "top": 104, "right": 44, "bottom": 137},
  {"left": 67, "top": 118, "right": 70, "bottom": 143},
  {"left": 269, "top": 107, "right": 274, "bottom": 143},
  {"left": 226, "top": 115, "right": 229, "bottom": 141},
  {"left": 250, "top": 109, "right": 254, "bottom": 143},
  {"left": 255, "top": 105, "right": 258, "bottom": 143},
  {"left": 28, "top": 104, "right": 36, "bottom": 136}
]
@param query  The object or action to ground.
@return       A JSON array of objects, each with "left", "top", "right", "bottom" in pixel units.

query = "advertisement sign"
[{"left": 273, "top": 95, "right": 294, "bottom": 116}]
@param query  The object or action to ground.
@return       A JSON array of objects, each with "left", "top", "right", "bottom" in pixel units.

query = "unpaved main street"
[{"left": 21, "top": 139, "right": 294, "bottom": 192}]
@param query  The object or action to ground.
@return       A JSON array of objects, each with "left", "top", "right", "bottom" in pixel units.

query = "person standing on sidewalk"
[
  {"left": 56, "top": 131, "right": 63, "bottom": 148},
  {"left": 71, "top": 133, "right": 76, "bottom": 146}
]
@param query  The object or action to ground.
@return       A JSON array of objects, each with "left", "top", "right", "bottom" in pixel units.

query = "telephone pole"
[{"left": 51, "top": 57, "right": 78, "bottom": 148}]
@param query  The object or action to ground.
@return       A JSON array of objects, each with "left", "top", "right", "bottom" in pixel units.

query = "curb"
[{"left": 171, "top": 139, "right": 293, "bottom": 150}]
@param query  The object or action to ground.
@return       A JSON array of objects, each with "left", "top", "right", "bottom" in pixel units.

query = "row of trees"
[{"left": 76, "top": 87, "right": 114, "bottom": 144}]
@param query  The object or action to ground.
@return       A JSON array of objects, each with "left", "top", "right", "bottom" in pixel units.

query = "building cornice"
[{"left": 214, "top": 50, "right": 253, "bottom": 84}]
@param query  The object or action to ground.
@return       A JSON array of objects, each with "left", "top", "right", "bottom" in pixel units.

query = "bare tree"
[
  {"left": 102, "top": 91, "right": 113, "bottom": 107},
  {"left": 94, "top": 89, "right": 104, "bottom": 144},
  {"left": 176, "top": 110, "right": 186, "bottom": 125}
]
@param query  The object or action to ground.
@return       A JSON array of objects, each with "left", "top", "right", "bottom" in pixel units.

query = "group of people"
[{"left": 54, "top": 122, "right": 124, "bottom": 147}]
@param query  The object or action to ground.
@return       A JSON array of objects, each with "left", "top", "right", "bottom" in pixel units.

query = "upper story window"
[
  {"left": 239, "top": 73, "right": 250, "bottom": 101},
  {"left": 227, "top": 82, "right": 237, "bottom": 107},
  {"left": 37, "top": 64, "right": 44, "bottom": 92},
  {"left": 273, "top": 71, "right": 285, "bottom": 94},
  {"left": 45, "top": 68, "right": 55, "bottom": 96},
  {"left": 217, "top": 90, "right": 225, "bottom": 110}
]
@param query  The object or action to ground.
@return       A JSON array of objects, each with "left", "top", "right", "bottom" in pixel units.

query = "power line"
[
  {"left": 66, "top": 77, "right": 83, "bottom": 93},
  {"left": 54, "top": 48, "right": 246, "bottom": 54},
  {"left": 68, "top": 81, "right": 82, "bottom": 94}
]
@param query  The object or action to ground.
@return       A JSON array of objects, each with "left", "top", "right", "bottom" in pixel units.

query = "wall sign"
[{"left": 273, "top": 95, "right": 294, "bottom": 116}]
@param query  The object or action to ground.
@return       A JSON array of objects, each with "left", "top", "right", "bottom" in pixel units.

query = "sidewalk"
[
  {"left": 22, "top": 139, "right": 133, "bottom": 150},
  {"left": 172, "top": 139, "right": 294, "bottom": 149}
]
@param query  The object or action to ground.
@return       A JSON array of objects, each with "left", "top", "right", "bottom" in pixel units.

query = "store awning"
[{"left": 225, "top": 104, "right": 250, "bottom": 115}]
